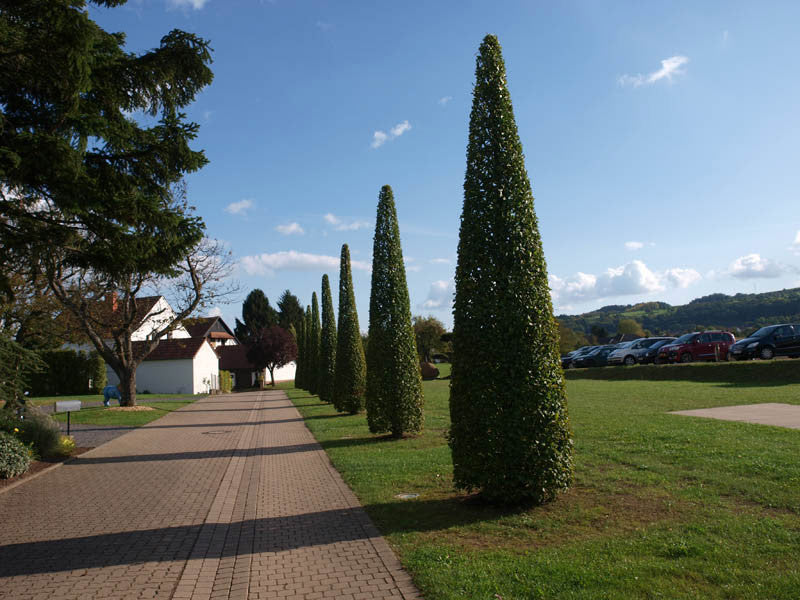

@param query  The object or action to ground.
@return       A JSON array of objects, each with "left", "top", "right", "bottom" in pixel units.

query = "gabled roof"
[
  {"left": 136, "top": 337, "right": 209, "bottom": 362},
  {"left": 183, "top": 316, "right": 237, "bottom": 341},
  {"left": 56, "top": 295, "right": 164, "bottom": 340}
]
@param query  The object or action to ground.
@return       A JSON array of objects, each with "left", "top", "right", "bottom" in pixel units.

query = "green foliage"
[
  {"left": 450, "top": 35, "right": 573, "bottom": 504},
  {"left": 237, "top": 289, "right": 278, "bottom": 342},
  {"left": 308, "top": 294, "right": 321, "bottom": 395},
  {"left": 412, "top": 315, "right": 446, "bottom": 363},
  {"left": 28, "top": 349, "right": 105, "bottom": 397},
  {"left": 333, "top": 245, "right": 367, "bottom": 414},
  {"left": 319, "top": 275, "right": 337, "bottom": 404},
  {"left": 0, "top": 334, "right": 45, "bottom": 409},
  {"left": 617, "top": 318, "right": 646, "bottom": 337},
  {"left": 557, "top": 319, "right": 590, "bottom": 354},
  {"left": 15, "top": 407, "right": 61, "bottom": 459},
  {"left": 0, "top": 432, "right": 32, "bottom": 479},
  {"left": 277, "top": 290, "right": 304, "bottom": 331},
  {"left": 558, "top": 287, "right": 800, "bottom": 337},
  {"left": 366, "top": 185, "right": 424, "bottom": 437},
  {"left": 300, "top": 306, "right": 312, "bottom": 391},
  {"left": 295, "top": 314, "right": 306, "bottom": 389},
  {"left": 55, "top": 434, "right": 76, "bottom": 457},
  {"left": 219, "top": 370, "right": 233, "bottom": 394}
]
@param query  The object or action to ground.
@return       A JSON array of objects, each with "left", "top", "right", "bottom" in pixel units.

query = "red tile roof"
[{"left": 136, "top": 338, "right": 209, "bottom": 362}]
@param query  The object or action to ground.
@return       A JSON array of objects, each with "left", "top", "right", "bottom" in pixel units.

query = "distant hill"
[{"left": 557, "top": 288, "right": 800, "bottom": 336}]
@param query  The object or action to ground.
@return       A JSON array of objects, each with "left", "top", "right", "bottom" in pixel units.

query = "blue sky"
[{"left": 92, "top": 1, "right": 800, "bottom": 330}]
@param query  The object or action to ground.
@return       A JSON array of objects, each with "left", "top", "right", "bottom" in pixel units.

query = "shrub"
[
  {"left": 450, "top": 35, "right": 573, "bottom": 504},
  {"left": 220, "top": 370, "right": 233, "bottom": 393},
  {"left": 17, "top": 407, "right": 61, "bottom": 458},
  {"left": 29, "top": 349, "right": 105, "bottom": 397},
  {"left": 0, "top": 431, "right": 32, "bottom": 479},
  {"left": 55, "top": 435, "right": 76, "bottom": 456}
]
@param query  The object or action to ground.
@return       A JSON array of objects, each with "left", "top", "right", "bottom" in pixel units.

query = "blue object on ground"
[{"left": 103, "top": 386, "right": 122, "bottom": 407}]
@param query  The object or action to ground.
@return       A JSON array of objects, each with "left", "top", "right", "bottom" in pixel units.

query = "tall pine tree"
[
  {"left": 449, "top": 35, "right": 573, "bottom": 505},
  {"left": 365, "top": 185, "right": 423, "bottom": 437},
  {"left": 318, "top": 275, "right": 337, "bottom": 404},
  {"left": 333, "top": 244, "right": 366, "bottom": 414},
  {"left": 307, "top": 293, "right": 321, "bottom": 396}
]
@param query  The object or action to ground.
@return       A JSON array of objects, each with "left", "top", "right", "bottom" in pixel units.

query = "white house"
[{"left": 105, "top": 337, "right": 219, "bottom": 395}]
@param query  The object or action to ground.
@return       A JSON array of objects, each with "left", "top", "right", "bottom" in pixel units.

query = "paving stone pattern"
[{"left": 0, "top": 391, "right": 422, "bottom": 600}]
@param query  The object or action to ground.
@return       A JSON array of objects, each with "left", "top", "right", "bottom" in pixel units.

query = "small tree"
[
  {"left": 246, "top": 326, "right": 298, "bottom": 388},
  {"left": 450, "top": 35, "right": 573, "bottom": 504},
  {"left": 318, "top": 275, "right": 337, "bottom": 404},
  {"left": 617, "top": 318, "right": 645, "bottom": 337},
  {"left": 412, "top": 315, "right": 446, "bottom": 363},
  {"left": 307, "top": 293, "right": 321, "bottom": 395},
  {"left": 366, "top": 185, "right": 424, "bottom": 437},
  {"left": 333, "top": 244, "right": 366, "bottom": 414}
]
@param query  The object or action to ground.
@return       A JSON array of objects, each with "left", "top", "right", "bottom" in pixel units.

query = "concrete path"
[
  {"left": 671, "top": 402, "right": 800, "bottom": 429},
  {"left": 0, "top": 390, "right": 421, "bottom": 600}
]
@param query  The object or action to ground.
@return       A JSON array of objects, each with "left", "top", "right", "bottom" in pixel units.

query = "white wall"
[
  {"left": 267, "top": 361, "right": 296, "bottom": 383},
  {"left": 192, "top": 341, "right": 220, "bottom": 394},
  {"left": 132, "top": 297, "right": 190, "bottom": 341}
]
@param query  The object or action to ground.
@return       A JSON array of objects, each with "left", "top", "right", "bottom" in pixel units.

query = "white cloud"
[
  {"left": 625, "top": 241, "right": 644, "bottom": 250},
  {"left": 549, "top": 260, "right": 702, "bottom": 306},
  {"left": 728, "top": 254, "right": 786, "bottom": 279},
  {"left": 240, "top": 251, "right": 370, "bottom": 276},
  {"left": 438, "top": 96, "right": 453, "bottom": 106},
  {"left": 323, "top": 213, "right": 370, "bottom": 231},
  {"left": 275, "top": 222, "right": 305, "bottom": 235},
  {"left": 790, "top": 231, "right": 800, "bottom": 254},
  {"left": 664, "top": 267, "right": 702, "bottom": 288},
  {"left": 205, "top": 306, "right": 223, "bottom": 318},
  {"left": 225, "top": 198, "right": 254, "bottom": 215},
  {"left": 429, "top": 258, "right": 451, "bottom": 265},
  {"left": 371, "top": 120, "right": 411, "bottom": 149},
  {"left": 422, "top": 279, "right": 454, "bottom": 310},
  {"left": 618, "top": 55, "right": 689, "bottom": 88},
  {"left": 168, "top": 0, "right": 209, "bottom": 9}
]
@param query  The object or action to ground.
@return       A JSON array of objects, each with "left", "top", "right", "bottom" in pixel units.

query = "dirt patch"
[
  {"left": 0, "top": 447, "right": 92, "bottom": 491},
  {"left": 406, "top": 484, "right": 692, "bottom": 552},
  {"left": 671, "top": 403, "right": 800, "bottom": 430},
  {"left": 106, "top": 406, "right": 156, "bottom": 412}
]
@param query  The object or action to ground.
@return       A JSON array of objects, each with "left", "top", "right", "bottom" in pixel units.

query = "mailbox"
[{"left": 54, "top": 400, "right": 81, "bottom": 435}]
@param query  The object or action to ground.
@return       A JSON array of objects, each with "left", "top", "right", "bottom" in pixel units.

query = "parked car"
[
  {"left": 656, "top": 331, "right": 736, "bottom": 363},
  {"left": 608, "top": 337, "right": 676, "bottom": 366},
  {"left": 729, "top": 324, "right": 800, "bottom": 360},
  {"left": 561, "top": 346, "right": 596, "bottom": 369},
  {"left": 639, "top": 338, "right": 677, "bottom": 364},
  {"left": 572, "top": 345, "right": 617, "bottom": 368}
]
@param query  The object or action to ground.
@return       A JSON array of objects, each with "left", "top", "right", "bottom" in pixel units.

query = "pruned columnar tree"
[
  {"left": 449, "top": 35, "right": 573, "bottom": 505},
  {"left": 307, "top": 293, "right": 321, "bottom": 395},
  {"left": 365, "top": 186, "right": 424, "bottom": 437},
  {"left": 294, "top": 313, "right": 306, "bottom": 388},
  {"left": 301, "top": 306, "right": 312, "bottom": 391},
  {"left": 318, "top": 275, "right": 337, "bottom": 404},
  {"left": 333, "top": 245, "right": 366, "bottom": 414}
]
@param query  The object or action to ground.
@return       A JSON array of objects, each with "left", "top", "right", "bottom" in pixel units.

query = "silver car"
[{"left": 608, "top": 337, "right": 676, "bottom": 366}]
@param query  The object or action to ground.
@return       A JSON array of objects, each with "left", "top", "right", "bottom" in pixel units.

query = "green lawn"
[
  {"left": 21, "top": 392, "right": 200, "bottom": 408},
  {"left": 283, "top": 365, "right": 800, "bottom": 599},
  {"left": 51, "top": 400, "right": 197, "bottom": 427}
]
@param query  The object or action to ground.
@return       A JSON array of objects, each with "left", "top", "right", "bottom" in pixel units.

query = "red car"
[{"left": 656, "top": 331, "right": 736, "bottom": 364}]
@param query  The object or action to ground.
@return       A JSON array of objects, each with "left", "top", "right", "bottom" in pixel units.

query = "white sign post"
[{"left": 55, "top": 400, "right": 81, "bottom": 436}]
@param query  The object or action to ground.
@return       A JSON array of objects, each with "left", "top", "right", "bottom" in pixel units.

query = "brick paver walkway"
[{"left": 0, "top": 390, "right": 422, "bottom": 600}]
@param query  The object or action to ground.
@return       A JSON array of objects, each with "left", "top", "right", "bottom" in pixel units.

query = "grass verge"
[
  {"left": 284, "top": 366, "right": 800, "bottom": 599},
  {"left": 51, "top": 401, "right": 196, "bottom": 427}
]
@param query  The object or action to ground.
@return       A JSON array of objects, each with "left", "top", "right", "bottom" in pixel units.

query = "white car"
[{"left": 607, "top": 337, "right": 676, "bottom": 366}]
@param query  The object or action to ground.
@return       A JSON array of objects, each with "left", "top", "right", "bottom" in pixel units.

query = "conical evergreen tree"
[
  {"left": 308, "top": 293, "right": 321, "bottom": 395},
  {"left": 318, "top": 274, "right": 337, "bottom": 404},
  {"left": 365, "top": 185, "right": 424, "bottom": 437},
  {"left": 294, "top": 317, "right": 305, "bottom": 389},
  {"left": 301, "top": 305, "right": 312, "bottom": 391},
  {"left": 333, "top": 244, "right": 367, "bottom": 414},
  {"left": 450, "top": 35, "right": 573, "bottom": 505}
]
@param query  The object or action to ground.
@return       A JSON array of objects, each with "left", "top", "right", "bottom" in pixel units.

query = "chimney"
[{"left": 107, "top": 292, "right": 118, "bottom": 313}]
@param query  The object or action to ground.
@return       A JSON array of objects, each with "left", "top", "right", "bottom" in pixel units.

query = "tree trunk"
[
  {"left": 268, "top": 367, "right": 275, "bottom": 387},
  {"left": 119, "top": 368, "right": 137, "bottom": 407}
]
